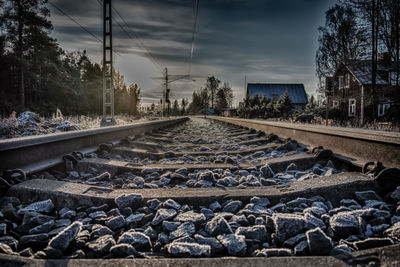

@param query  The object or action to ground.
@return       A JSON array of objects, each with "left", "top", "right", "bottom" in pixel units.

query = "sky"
[{"left": 48, "top": 0, "right": 336, "bottom": 106}]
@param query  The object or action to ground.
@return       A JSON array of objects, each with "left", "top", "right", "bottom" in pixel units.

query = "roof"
[
  {"left": 343, "top": 60, "right": 389, "bottom": 85},
  {"left": 247, "top": 83, "right": 308, "bottom": 104}
]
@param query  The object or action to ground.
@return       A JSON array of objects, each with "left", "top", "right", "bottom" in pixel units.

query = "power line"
[
  {"left": 49, "top": 1, "right": 122, "bottom": 58},
  {"left": 189, "top": 0, "right": 200, "bottom": 75},
  {"left": 96, "top": 0, "right": 164, "bottom": 72},
  {"left": 48, "top": 1, "right": 102, "bottom": 43}
]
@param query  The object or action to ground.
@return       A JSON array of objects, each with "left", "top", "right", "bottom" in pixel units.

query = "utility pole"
[
  {"left": 101, "top": 0, "right": 116, "bottom": 126},
  {"left": 163, "top": 68, "right": 171, "bottom": 117}
]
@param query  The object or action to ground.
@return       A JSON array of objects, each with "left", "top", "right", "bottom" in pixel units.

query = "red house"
[{"left": 330, "top": 56, "right": 398, "bottom": 125}]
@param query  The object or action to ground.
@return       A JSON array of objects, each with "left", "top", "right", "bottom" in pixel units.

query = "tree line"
[
  {"left": 0, "top": 0, "right": 140, "bottom": 117},
  {"left": 186, "top": 76, "right": 234, "bottom": 115},
  {"left": 237, "top": 93, "right": 293, "bottom": 119}
]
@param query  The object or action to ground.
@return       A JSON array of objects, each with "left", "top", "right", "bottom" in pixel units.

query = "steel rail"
[
  {"left": 207, "top": 116, "right": 400, "bottom": 168},
  {"left": 0, "top": 117, "right": 188, "bottom": 174}
]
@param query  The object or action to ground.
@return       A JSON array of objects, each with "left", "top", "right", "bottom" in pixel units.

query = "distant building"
[
  {"left": 330, "top": 55, "right": 398, "bottom": 125},
  {"left": 246, "top": 83, "right": 308, "bottom": 110}
]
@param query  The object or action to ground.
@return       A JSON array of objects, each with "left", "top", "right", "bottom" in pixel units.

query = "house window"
[
  {"left": 390, "top": 72, "right": 398, "bottom": 86},
  {"left": 348, "top": 99, "right": 356, "bottom": 117},
  {"left": 378, "top": 103, "right": 390, "bottom": 117},
  {"left": 339, "top": 76, "right": 344, "bottom": 89},
  {"left": 344, "top": 74, "right": 350, "bottom": 88},
  {"left": 332, "top": 100, "right": 339, "bottom": 109}
]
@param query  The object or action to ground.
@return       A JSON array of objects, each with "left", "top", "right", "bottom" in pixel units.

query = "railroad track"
[{"left": 0, "top": 117, "right": 399, "bottom": 266}]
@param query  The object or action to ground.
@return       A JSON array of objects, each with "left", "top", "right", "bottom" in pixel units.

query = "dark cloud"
[{"left": 48, "top": 0, "right": 336, "bottom": 104}]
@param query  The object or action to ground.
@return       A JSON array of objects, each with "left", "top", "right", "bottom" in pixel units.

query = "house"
[
  {"left": 246, "top": 83, "right": 308, "bottom": 110},
  {"left": 330, "top": 55, "right": 398, "bottom": 125}
]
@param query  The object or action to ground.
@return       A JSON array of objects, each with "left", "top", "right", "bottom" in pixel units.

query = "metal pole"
[{"left": 101, "top": 0, "right": 116, "bottom": 126}]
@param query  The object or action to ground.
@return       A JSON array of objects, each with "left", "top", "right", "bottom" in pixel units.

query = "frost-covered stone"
[
  {"left": 330, "top": 212, "right": 361, "bottom": 237},
  {"left": 306, "top": 227, "right": 332, "bottom": 255},
  {"left": 88, "top": 235, "right": 115, "bottom": 256},
  {"left": 355, "top": 191, "right": 382, "bottom": 204},
  {"left": 223, "top": 200, "right": 243, "bottom": 213},
  {"left": 254, "top": 248, "right": 293, "bottom": 257},
  {"left": 18, "top": 199, "right": 54, "bottom": 214},
  {"left": 384, "top": 221, "right": 400, "bottom": 241},
  {"left": 194, "top": 234, "right": 224, "bottom": 255},
  {"left": 167, "top": 242, "right": 211, "bottom": 257},
  {"left": 115, "top": 193, "right": 143, "bottom": 209},
  {"left": 169, "top": 222, "right": 196, "bottom": 240},
  {"left": 217, "top": 234, "right": 246, "bottom": 256},
  {"left": 163, "top": 199, "right": 181, "bottom": 210},
  {"left": 175, "top": 211, "right": 206, "bottom": 225},
  {"left": 152, "top": 209, "right": 177, "bottom": 226},
  {"left": 118, "top": 230, "right": 151, "bottom": 250},
  {"left": 235, "top": 225, "right": 267, "bottom": 241},
  {"left": 205, "top": 216, "right": 233, "bottom": 236},
  {"left": 273, "top": 213, "right": 305, "bottom": 243},
  {"left": 47, "top": 221, "right": 82, "bottom": 251},
  {"left": 110, "top": 243, "right": 140, "bottom": 257},
  {"left": 105, "top": 215, "right": 126, "bottom": 230}
]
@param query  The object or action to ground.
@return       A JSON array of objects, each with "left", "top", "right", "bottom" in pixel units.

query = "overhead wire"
[
  {"left": 95, "top": 0, "right": 164, "bottom": 73},
  {"left": 48, "top": 0, "right": 123, "bottom": 57},
  {"left": 189, "top": 0, "right": 200, "bottom": 76}
]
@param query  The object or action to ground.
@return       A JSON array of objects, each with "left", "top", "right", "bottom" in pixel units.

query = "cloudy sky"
[{"left": 48, "top": 0, "right": 336, "bottom": 105}]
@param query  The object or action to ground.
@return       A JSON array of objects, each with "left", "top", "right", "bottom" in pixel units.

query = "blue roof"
[{"left": 247, "top": 83, "right": 308, "bottom": 104}]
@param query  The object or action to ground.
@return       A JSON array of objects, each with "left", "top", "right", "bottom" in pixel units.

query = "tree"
[
  {"left": 220, "top": 82, "right": 234, "bottom": 108},
  {"left": 274, "top": 93, "right": 293, "bottom": 119},
  {"left": 305, "top": 94, "right": 317, "bottom": 114},
  {"left": 316, "top": 3, "right": 367, "bottom": 98},
  {"left": 181, "top": 98, "right": 188, "bottom": 115},
  {"left": 5, "top": 0, "right": 52, "bottom": 108},
  {"left": 215, "top": 88, "right": 228, "bottom": 114},
  {"left": 205, "top": 76, "right": 220, "bottom": 109},
  {"left": 172, "top": 99, "right": 179, "bottom": 115}
]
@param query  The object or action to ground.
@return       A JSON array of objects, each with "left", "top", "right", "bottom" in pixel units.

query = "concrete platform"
[{"left": 6, "top": 172, "right": 380, "bottom": 209}]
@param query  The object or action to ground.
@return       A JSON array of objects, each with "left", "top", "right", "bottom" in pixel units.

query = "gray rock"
[
  {"left": 54, "top": 219, "right": 71, "bottom": 228},
  {"left": 170, "top": 222, "right": 196, "bottom": 240},
  {"left": 217, "top": 234, "right": 246, "bottom": 256},
  {"left": 0, "top": 236, "right": 18, "bottom": 251},
  {"left": 205, "top": 216, "right": 233, "bottom": 236},
  {"left": 283, "top": 233, "right": 307, "bottom": 248},
  {"left": 200, "top": 208, "right": 214, "bottom": 220},
  {"left": 209, "top": 201, "right": 222, "bottom": 212},
  {"left": 223, "top": 201, "right": 243, "bottom": 213},
  {"left": 59, "top": 208, "right": 76, "bottom": 219},
  {"left": 105, "top": 215, "right": 126, "bottom": 230},
  {"left": 20, "top": 233, "right": 49, "bottom": 247},
  {"left": 330, "top": 244, "right": 352, "bottom": 256},
  {"left": 354, "top": 237, "right": 393, "bottom": 250},
  {"left": 383, "top": 221, "right": 400, "bottom": 241},
  {"left": 29, "top": 220, "right": 55, "bottom": 234},
  {"left": 306, "top": 227, "right": 332, "bottom": 255},
  {"left": 19, "top": 247, "right": 34, "bottom": 257},
  {"left": 390, "top": 189, "right": 400, "bottom": 202},
  {"left": 152, "top": 209, "right": 177, "bottom": 226},
  {"left": 115, "top": 193, "right": 143, "bottom": 210},
  {"left": 355, "top": 191, "right": 382, "bottom": 204},
  {"left": 21, "top": 211, "right": 53, "bottom": 231},
  {"left": 273, "top": 213, "right": 305, "bottom": 243},
  {"left": 330, "top": 212, "right": 361, "bottom": 237},
  {"left": 88, "top": 235, "right": 116, "bottom": 256},
  {"left": 294, "top": 240, "right": 309, "bottom": 255},
  {"left": 88, "top": 211, "right": 107, "bottom": 220},
  {"left": 147, "top": 199, "right": 162, "bottom": 210},
  {"left": 0, "top": 223, "right": 6, "bottom": 236},
  {"left": 0, "top": 243, "right": 17, "bottom": 255},
  {"left": 167, "top": 242, "right": 211, "bottom": 257},
  {"left": 126, "top": 213, "right": 145, "bottom": 225},
  {"left": 110, "top": 243, "right": 140, "bottom": 257},
  {"left": 18, "top": 199, "right": 54, "bottom": 214},
  {"left": 162, "top": 221, "right": 181, "bottom": 232},
  {"left": 118, "top": 230, "right": 151, "bottom": 250},
  {"left": 86, "top": 204, "right": 109, "bottom": 213},
  {"left": 235, "top": 225, "right": 267, "bottom": 241},
  {"left": 305, "top": 213, "right": 326, "bottom": 230},
  {"left": 175, "top": 211, "right": 206, "bottom": 226},
  {"left": 250, "top": 197, "right": 270, "bottom": 207},
  {"left": 163, "top": 199, "right": 181, "bottom": 210},
  {"left": 254, "top": 248, "right": 293, "bottom": 257},
  {"left": 47, "top": 221, "right": 82, "bottom": 251},
  {"left": 90, "top": 224, "right": 114, "bottom": 239},
  {"left": 195, "top": 234, "right": 224, "bottom": 255}
]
